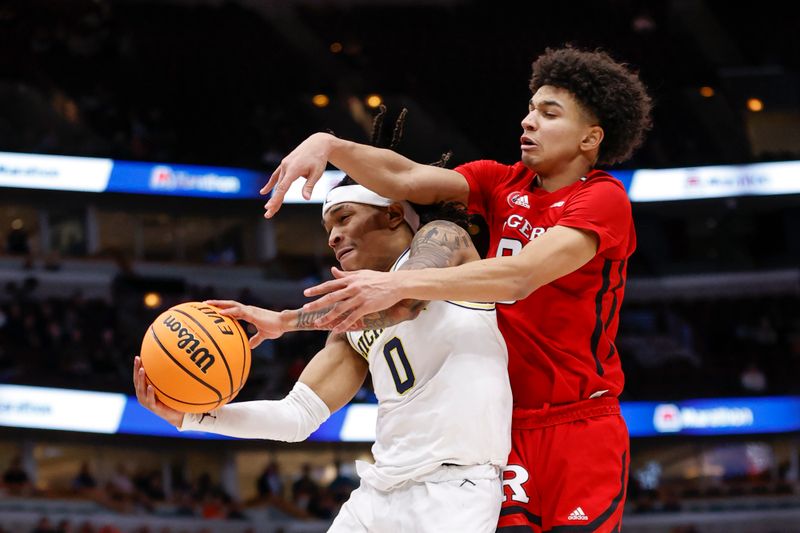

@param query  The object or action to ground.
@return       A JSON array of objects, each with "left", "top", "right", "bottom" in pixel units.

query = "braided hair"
[{"left": 332, "top": 106, "right": 472, "bottom": 232}]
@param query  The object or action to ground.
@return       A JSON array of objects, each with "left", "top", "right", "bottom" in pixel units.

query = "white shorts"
[{"left": 327, "top": 467, "right": 502, "bottom": 533}]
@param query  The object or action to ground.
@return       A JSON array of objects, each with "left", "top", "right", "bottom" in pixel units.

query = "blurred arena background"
[{"left": 1, "top": 0, "right": 799, "bottom": 532}]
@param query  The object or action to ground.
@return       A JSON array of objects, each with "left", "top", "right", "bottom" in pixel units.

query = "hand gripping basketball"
[
  {"left": 133, "top": 355, "right": 184, "bottom": 427},
  {"left": 139, "top": 302, "right": 252, "bottom": 413}
]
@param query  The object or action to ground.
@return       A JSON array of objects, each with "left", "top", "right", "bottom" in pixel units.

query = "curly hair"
[{"left": 530, "top": 46, "right": 653, "bottom": 166}]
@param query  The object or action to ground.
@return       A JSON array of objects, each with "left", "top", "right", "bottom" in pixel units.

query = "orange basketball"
[{"left": 140, "top": 302, "right": 251, "bottom": 413}]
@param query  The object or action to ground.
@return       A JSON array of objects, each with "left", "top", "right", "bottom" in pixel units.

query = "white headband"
[{"left": 322, "top": 185, "right": 420, "bottom": 232}]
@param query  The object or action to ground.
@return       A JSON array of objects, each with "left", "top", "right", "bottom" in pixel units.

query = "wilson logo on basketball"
[{"left": 163, "top": 315, "right": 216, "bottom": 373}]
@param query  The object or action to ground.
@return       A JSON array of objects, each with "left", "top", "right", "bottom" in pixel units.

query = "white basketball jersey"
[{"left": 346, "top": 249, "right": 512, "bottom": 491}]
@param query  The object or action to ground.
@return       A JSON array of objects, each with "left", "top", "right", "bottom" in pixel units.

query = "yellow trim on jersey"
[
  {"left": 445, "top": 300, "right": 496, "bottom": 311},
  {"left": 345, "top": 331, "right": 370, "bottom": 361}
]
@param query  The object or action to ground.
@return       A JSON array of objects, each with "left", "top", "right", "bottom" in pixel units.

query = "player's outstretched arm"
[
  {"left": 203, "top": 300, "right": 287, "bottom": 347},
  {"left": 305, "top": 224, "right": 597, "bottom": 332},
  {"left": 262, "top": 132, "right": 468, "bottom": 217},
  {"left": 395, "top": 224, "right": 599, "bottom": 302},
  {"left": 178, "top": 334, "right": 368, "bottom": 441},
  {"left": 206, "top": 295, "right": 428, "bottom": 338}
]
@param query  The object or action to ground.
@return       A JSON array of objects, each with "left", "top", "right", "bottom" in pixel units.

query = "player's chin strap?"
[
  {"left": 323, "top": 184, "right": 420, "bottom": 232},
  {"left": 178, "top": 382, "right": 330, "bottom": 442}
]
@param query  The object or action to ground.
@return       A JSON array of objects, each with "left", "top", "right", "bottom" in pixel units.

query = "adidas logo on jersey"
[
  {"left": 506, "top": 192, "right": 530, "bottom": 209},
  {"left": 568, "top": 507, "right": 589, "bottom": 521},
  {"left": 513, "top": 194, "right": 530, "bottom": 208}
]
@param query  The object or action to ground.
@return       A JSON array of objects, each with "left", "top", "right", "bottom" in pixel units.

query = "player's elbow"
[
  {"left": 268, "top": 382, "right": 330, "bottom": 443},
  {"left": 508, "top": 275, "right": 539, "bottom": 301},
  {"left": 286, "top": 423, "right": 321, "bottom": 443},
  {"left": 499, "top": 259, "right": 541, "bottom": 301}
]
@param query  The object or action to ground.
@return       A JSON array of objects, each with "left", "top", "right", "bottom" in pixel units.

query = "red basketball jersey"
[{"left": 457, "top": 160, "right": 636, "bottom": 409}]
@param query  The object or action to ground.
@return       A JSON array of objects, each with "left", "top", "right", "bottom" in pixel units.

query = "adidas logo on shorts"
[{"left": 568, "top": 507, "right": 589, "bottom": 521}]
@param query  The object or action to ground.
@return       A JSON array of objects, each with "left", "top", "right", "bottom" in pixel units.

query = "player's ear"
[
  {"left": 386, "top": 203, "right": 406, "bottom": 230},
  {"left": 581, "top": 125, "right": 604, "bottom": 152}
]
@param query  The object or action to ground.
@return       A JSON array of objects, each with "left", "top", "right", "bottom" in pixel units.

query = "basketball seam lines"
[
  {"left": 174, "top": 308, "right": 235, "bottom": 398},
  {"left": 147, "top": 376, "right": 223, "bottom": 407},
  {"left": 149, "top": 326, "right": 223, "bottom": 402}
]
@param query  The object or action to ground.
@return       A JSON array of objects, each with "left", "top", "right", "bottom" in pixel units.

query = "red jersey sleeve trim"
[{"left": 455, "top": 160, "right": 506, "bottom": 218}]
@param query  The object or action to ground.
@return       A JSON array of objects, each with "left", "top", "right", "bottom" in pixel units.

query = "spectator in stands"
[
  {"left": 740, "top": 362, "right": 767, "bottom": 394},
  {"left": 753, "top": 315, "right": 778, "bottom": 347},
  {"left": 106, "top": 463, "right": 134, "bottom": 502},
  {"left": 76, "top": 523, "right": 95, "bottom": 533},
  {"left": 91, "top": 327, "right": 124, "bottom": 378},
  {"left": 327, "top": 460, "right": 358, "bottom": 506},
  {"left": 255, "top": 460, "right": 283, "bottom": 500},
  {"left": 173, "top": 490, "right": 197, "bottom": 517},
  {"left": 192, "top": 472, "right": 213, "bottom": 502},
  {"left": 226, "top": 501, "right": 247, "bottom": 520},
  {"left": 660, "top": 488, "right": 682, "bottom": 512},
  {"left": 6, "top": 219, "right": 30, "bottom": 255},
  {"left": 200, "top": 489, "right": 227, "bottom": 519},
  {"left": 64, "top": 329, "right": 92, "bottom": 377},
  {"left": 3, "top": 455, "right": 32, "bottom": 495},
  {"left": 30, "top": 517, "right": 56, "bottom": 533},
  {"left": 291, "top": 463, "right": 319, "bottom": 512},
  {"left": 71, "top": 461, "right": 97, "bottom": 493},
  {"left": 143, "top": 471, "right": 166, "bottom": 502}
]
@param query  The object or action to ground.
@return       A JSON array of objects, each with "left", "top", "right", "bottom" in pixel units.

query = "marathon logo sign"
[
  {"left": 653, "top": 403, "right": 754, "bottom": 433},
  {"left": 149, "top": 165, "right": 241, "bottom": 194},
  {"left": 629, "top": 160, "right": 800, "bottom": 202},
  {"left": 0, "top": 151, "right": 113, "bottom": 193}
]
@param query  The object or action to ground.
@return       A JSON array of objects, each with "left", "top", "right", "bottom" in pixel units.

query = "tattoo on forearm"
[
  {"left": 294, "top": 307, "right": 334, "bottom": 329},
  {"left": 296, "top": 304, "right": 422, "bottom": 332},
  {"left": 357, "top": 313, "right": 389, "bottom": 330},
  {"left": 357, "top": 300, "right": 427, "bottom": 330}
]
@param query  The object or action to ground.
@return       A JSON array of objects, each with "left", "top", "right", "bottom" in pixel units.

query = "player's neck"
[
  {"left": 534, "top": 152, "right": 594, "bottom": 192},
  {"left": 537, "top": 162, "right": 593, "bottom": 192},
  {"left": 376, "top": 236, "right": 413, "bottom": 272},
  {"left": 538, "top": 173, "right": 580, "bottom": 193}
]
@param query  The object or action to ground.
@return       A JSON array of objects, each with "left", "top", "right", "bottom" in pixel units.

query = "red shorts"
[{"left": 497, "top": 397, "right": 629, "bottom": 533}]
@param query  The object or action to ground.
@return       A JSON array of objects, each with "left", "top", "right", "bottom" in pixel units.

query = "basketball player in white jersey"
[{"left": 133, "top": 180, "right": 512, "bottom": 532}]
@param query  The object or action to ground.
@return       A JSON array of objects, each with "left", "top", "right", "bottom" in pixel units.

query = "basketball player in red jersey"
[{"left": 262, "top": 46, "right": 653, "bottom": 532}]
